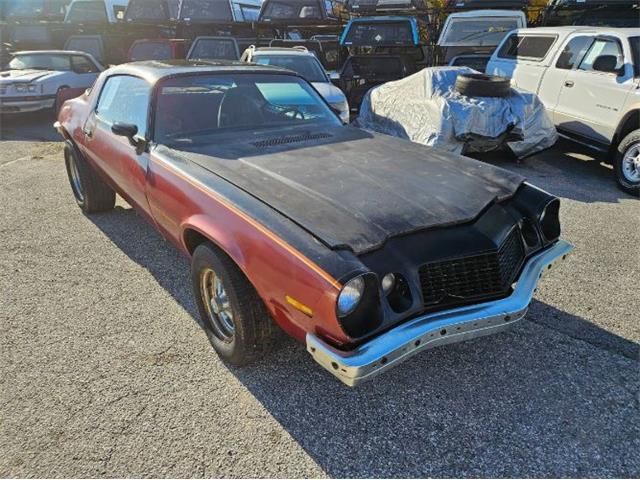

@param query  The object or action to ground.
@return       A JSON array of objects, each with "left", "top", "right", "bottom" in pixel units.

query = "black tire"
[
  {"left": 64, "top": 140, "right": 116, "bottom": 213},
  {"left": 455, "top": 73, "right": 511, "bottom": 98},
  {"left": 191, "top": 242, "right": 280, "bottom": 365},
  {"left": 614, "top": 129, "right": 640, "bottom": 196}
]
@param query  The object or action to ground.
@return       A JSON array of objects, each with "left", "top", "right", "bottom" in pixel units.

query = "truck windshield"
[
  {"left": 188, "top": 39, "right": 239, "bottom": 60},
  {"left": 154, "top": 74, "right": 341, "bottom": 145},
  {"left": 342, "top": 21, "right": 415, "bottom": 47},
  {"left": 129, "top": 42, "right": 172, "bottom": 61},
  {"left": 253, "top": 55, "right": 328, "bottom": 83},
  {"left": 260, "top": 0, "right": 322, "bottom": 20},
  {"left": 180, "top": 0, "right": 233, "bottom": 21},
  {"left": 125, "top": 0, "right": 179, "bottom": 21},
  {"left": 4, "top": 0, "right": 67, "bottom": 18},
  {"left": 438, "top": 17, "right": 521, "bottom": 46},
  {"left": 66, "top": 1, "right": 109, "bottom": 22},
  {"left": 9, "top": 54, "right": 72, "bottom": 71}
]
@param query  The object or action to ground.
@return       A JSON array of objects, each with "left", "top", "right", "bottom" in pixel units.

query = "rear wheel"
[
  {"left": 64, "top": 141, "right": 115, "bottom": 213},
  {"left": 191, "top": 242, "right": 280, "bottom": 365},
  {"left": 614, "top": 129, "right": 640, "bottom": 196}
]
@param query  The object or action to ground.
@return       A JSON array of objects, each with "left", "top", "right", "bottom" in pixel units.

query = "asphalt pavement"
[{"left": 1, "top": 111, "right": 638, "bottom": 478}]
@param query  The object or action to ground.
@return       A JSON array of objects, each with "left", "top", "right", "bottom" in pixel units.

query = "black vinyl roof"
[{"left": 106, "top": 60, "right": 296, "bottom": 84}]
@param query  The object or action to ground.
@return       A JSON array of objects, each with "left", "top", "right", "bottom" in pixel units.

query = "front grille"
[
  {"left": 252, "top": 132, "right": 332, "bottom": 148},
  {"left": 419, "top": 228, "right": 524, "bottom": 307}
]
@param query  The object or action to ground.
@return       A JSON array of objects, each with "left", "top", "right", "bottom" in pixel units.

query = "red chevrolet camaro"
[{"left": 55, "top": 61, "right": 573, "bottom": 386}]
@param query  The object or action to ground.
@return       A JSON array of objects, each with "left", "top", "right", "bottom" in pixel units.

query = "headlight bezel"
[
  {"left": 14, "top": 83, "right": 41, "bottom": 94},
  {"left": 335, "top": 272, "right": 383, "bottom": 338}
]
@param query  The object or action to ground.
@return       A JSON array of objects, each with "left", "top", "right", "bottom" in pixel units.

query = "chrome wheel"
[
  {"left": 67, "top": 151, "right": 84, "bottom": 203},
  {"left": 622, "top": 143, "right": 640, "bottom": 183},
  {"left": 200, "top": 268, "right": 235, "bottom": 342}
]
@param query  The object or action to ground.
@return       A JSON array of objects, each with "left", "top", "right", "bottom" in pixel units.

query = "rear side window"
[
  {"left": 96, "top": 76, "right": 150, "bottom": 137},
  {"left": 498, "top": 34, "right": 556, "bottom": 60},
  {"left": 579, "top": 38, "right": 624, "bottom": 72},
  {"left": 555, "top": 36, "right": 593, "bottom": 70}
]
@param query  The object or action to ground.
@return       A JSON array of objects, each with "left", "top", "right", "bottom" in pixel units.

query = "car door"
[
  {"left": 82, "top": 74, "right": 153, "bottom": 217},
  {"left": 554, "top": 36, "right": 635, "bottom": 144}
]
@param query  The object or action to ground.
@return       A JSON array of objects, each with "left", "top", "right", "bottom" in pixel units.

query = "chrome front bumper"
[{"left": 307, "top": 239, "right": 573, "bottom": 386}]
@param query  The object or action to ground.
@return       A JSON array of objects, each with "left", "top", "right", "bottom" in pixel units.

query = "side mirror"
[
  {"left": 111, "top": 122, "right": 139, "bottom": 147},
  {"left": 592, "top": 55, "right": 622, "bottom": 75}
]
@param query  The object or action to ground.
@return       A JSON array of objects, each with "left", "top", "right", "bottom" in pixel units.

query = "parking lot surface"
[{"left": 1, "top": 112, "right": 639, "bottom": 478}]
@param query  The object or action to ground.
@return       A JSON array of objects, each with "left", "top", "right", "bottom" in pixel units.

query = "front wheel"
[
  {"left": 191, "top": 242, "right": 280, "bottom": 365},
  {"left": 64, "top": 141, "right": 116, "bottom": 213},
  {"left": 614, "top": 129, "right": 640, "bottom": 196}
]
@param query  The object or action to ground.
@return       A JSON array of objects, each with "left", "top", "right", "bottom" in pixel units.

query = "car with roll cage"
[{"left": 55, "top": 60, "right": 573, "bottom": 386}]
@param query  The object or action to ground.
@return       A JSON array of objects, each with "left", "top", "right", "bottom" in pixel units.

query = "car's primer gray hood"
[{"left": 162, "top": 126, "right": 524, "bottom": 254}]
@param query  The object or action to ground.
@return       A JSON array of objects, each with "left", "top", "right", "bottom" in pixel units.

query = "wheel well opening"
[
  {"left": 183, "top": 228, "right": 209, "bottom": 256},
  {"left": 616, "top": 111, "right": 640, "bottom": 145}
]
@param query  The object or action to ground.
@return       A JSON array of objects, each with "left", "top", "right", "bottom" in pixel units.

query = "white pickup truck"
[{"left": 486, "top": 27, "right": 640, "bottom": 195}]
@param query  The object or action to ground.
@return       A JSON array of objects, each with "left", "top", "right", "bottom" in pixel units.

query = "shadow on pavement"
[
  {"left": 473, "top": 139, "right": 633, "bottom": 204},
  {"left": 87, "top": 205, "right": 640, "bottom": 478},
  {"left": 0, "top": 111, "right": 60, "bottom": 142}
]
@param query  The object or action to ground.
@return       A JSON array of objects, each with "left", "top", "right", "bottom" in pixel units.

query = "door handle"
[{"left": 564, "top": 80, "right": 574, "bottom": 88}]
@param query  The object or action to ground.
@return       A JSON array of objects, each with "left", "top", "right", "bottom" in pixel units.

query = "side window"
[
  {"left": 71, "top": 55, "right": 99, "bottom": 74},
  {"left": 555, "top": 36, "right": 593, "bottom": 70},
  {"left": 579, "top": 38, "right": 624, "bottom": 72},
  {"left": 498, "top": 34, "right": 557, "bottom": 60},
  {"left": 96, "top": 76, "right": 150, "bottom": 138}
]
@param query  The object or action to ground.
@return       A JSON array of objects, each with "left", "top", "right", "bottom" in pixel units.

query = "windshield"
[
  {"left": 342, "top": 21, "right": 415, "bottom": 47},
  {"left": 253, "top": 54, "right": 327, "bottom": 83},
  {"left": 125, "top": 0, "right": 179, "bottom": 20},
  {"left": 66, "top": 37, "right": 104, "bottom": 62},
  {"left": 155, "top": 74, "right": 341, "bottom": 145},
  {"left": 180, "top": 0, "right": 233, "bottom": 21},
  {"left": 130, "top": 42, "right": 172, "bottom": 61},
  {"left": 261, "top": 0, "right": 322, "bottom": 19},
  {"left": 9, "top": 54, "right": 72, "bottom": 71},
  {"left": 66, "top": 1, "right": 109, "bottom": 22},
  {"left": 237, "top": 3, "right": 260, "bottom": 20},
  {"left": 439, "top": 17, "right": 520, "bottom": 46},
  {"left": 188, "top": 39, "right": 239, "bottom": 60}
]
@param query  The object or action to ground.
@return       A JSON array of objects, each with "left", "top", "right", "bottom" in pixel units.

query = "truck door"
[{"left": 554, "top": 36, "right": 634, "bottom": 144}]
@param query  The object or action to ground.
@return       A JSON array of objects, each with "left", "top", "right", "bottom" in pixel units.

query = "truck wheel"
[
  {"left": 64, "top": 140, "right": 116, "bottom": 213},
  {"left": 191, "top": 242, "right": 280, "bottom": 366},
  {"left": 455, "top": 73, "right": 511, "bottom": 98},
  {"left": 614, "top": 129, "right": 640, "bottom": 196}
]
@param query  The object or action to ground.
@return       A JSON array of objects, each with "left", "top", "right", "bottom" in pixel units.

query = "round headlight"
[
  {"left": 337, "top": 276, "right": 365, "bottom": 317},
  {"left": 381, "top": 273, "right": 396, "bottom": 295}
]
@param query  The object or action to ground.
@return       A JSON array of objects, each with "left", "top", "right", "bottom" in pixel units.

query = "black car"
[{"left": 56, "top": 60, "right": 573, "bottom": 385}]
